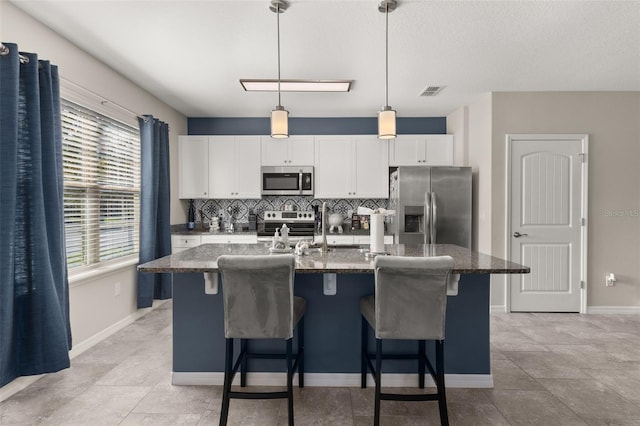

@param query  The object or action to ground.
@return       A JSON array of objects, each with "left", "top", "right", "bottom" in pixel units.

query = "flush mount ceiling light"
[
  {"left": 240, "top": 79, "right": 353, "bottom": 92},
  {"left": 270, "top": 0, "right": 289, "bottom": 139},
  {"left": 378, "top": 0, "right": 398, "bottom": 140}
]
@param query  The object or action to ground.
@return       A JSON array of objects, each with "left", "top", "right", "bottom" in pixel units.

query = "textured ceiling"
[{"left": 9, "top": 0, "right": 640, "bottom": 118}]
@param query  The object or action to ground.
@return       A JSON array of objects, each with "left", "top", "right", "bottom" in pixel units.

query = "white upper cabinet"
[
  {"left": 389, "top": 134, "right": 453, "bottom": 166},
  {"left": 314, "top": 136, "right": 389, "bottom": 199},
  {"left": 353, "top": 136, "right": 389, "bottom": 198},
  {"left": 179, "top": 136, "right": 210, "bottom": 199},
  {"left": 314, "top": 136, "right": 352, "bottom": 198},
  {"left": 209, "top": 136, "right": 261, "bottom": 199},
  {"left": 261, "top": 136, "right": 314, "bottom": 166}
]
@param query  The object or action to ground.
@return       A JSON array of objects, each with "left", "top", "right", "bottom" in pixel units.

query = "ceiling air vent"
[{"left": 419, "top": 85, "right": 445, "bottom": 97}]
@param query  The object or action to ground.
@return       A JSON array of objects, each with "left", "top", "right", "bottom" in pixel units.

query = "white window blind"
[{"left": 61, "top": 99, "right": 140, "bottom": 270}]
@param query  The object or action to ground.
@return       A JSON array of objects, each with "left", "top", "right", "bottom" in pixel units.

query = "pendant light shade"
[
  {"left": 270, "top": 0, "right": 289, "bottom": 139},
  {"left": 378, "top": 0, "right": 397, "bottom": 140},
  {"left": 271, "top": 105, "right": 289, "bottom": 138},
  {"left": 378, "top": 106, "right": 396, "bottom": 140}
]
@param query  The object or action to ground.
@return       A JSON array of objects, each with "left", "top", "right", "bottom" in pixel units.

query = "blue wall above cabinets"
[{"left": 188, "top": 117, "right": 446, "bottom": 135}]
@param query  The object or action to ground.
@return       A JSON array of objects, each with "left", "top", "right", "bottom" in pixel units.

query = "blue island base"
[{"left": 172, "top": 273, "right": 492, "bottom": 388}]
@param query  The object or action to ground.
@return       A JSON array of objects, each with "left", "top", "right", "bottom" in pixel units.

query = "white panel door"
[{"left": 508, "top": 135, "right": 587, "bottom": 312}]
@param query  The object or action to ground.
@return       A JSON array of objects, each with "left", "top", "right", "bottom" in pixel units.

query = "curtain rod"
[
  {"left": 61, "top": 77, "right": 148, "bottom": 122},
  {"left": 1, "top": 42, "right": 30, "bottom": 64}
]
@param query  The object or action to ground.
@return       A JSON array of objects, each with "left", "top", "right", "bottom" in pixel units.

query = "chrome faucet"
[{"left": 320, "top": 202, "right": 328, "bottom": 254}]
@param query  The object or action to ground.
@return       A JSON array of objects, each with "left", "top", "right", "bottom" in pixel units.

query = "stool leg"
[
  {"left": 298, "top": 316, "right": 305, "bottom": 388},
  {"left": 436, "top": 340, "right": 449, "bottom": 426},
  {"left": 240, "top": 339, "right": 247, "bottom": 387},
  {"left": 286, "top": 338, "right": 294, "bottom": 426},
  {"left": 374, "top": 338, "right": 382, "bottom": 426},
  {"left": 220, "top": 338, "right": 233, "bottom": 426},
  {"left": 418, "top": 340, "right": 426, "bottom": 389},
  {"left": 361, "top": 315, "right": 368, "bottom": 388}
]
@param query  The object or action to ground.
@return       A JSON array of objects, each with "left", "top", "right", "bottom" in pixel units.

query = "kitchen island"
[{"left": 138, "top": 243, "right": 528, "bottom": 388}]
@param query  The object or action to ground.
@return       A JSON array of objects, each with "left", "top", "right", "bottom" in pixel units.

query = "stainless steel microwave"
[{"left": 261, "top": 166, "right": 313, "bottom": 196}]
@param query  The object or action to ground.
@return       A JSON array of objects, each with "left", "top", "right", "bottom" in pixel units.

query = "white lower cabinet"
[
  {"left": 201, "top": 234, "right": 258, "bottom": 244},
  {"left": 320, "top": 235, "right": 354, "bottom": 246},
  {"left": 172, "top": 234, "right": 258, "bottom": 253},
  {"left": 353, "top": 235, "right": 394, "bottom": 245},
  {"left": 171, "top": 235, "right": 201, "bottom": 254},
  {"left": 314, "top": 235, "right": 393, "bottom": 245}
]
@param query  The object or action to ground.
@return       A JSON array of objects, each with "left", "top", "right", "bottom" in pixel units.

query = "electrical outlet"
[
  {"left": 605, "top": 273, "right": 616, "bottom": 287},
  {"left": 115, "top": 282, "right": 121, "bottom": 296}
]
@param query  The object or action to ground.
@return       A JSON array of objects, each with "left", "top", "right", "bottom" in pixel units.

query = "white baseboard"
[
  {"left": 586, "top": 306, "right": 640, "bottom": 314},
  {"left": 490, "top": 305, "right": 506, "bottom": 313},
  {"left": 172, "top": 372, "right": 493, "bottom": 388},
  {"left": 68, "top": 299, "right": 169, "bottom": 359},
  {"left": 0, "top": 299, "right": 169, "bottom": 403},
  {"left": 0, "top": 375, "right": 45, "bottom": 403}
]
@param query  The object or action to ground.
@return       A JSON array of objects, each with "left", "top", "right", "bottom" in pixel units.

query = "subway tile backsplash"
[{"left": 190, "top": 197, "right": 389, "bottom": 224}]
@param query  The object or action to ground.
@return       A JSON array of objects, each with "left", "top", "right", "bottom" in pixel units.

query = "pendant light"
[
  {"left": 270, "top": 0, "right": 289, "bottom": 139},
  {"left": 378, "top": 0, "right": 398, "bottom": 140}
]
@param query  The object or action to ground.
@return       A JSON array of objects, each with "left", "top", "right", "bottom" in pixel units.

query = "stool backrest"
[
  {"left": 218, "top": 254, "right": 296, "bottom": 339},
  {"left": 374, "top": 255, "right": 454, "bottom": 340}
]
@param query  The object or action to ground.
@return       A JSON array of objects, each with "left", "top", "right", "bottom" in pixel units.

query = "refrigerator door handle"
[
  {"left": 424, "top": 192, "right": 431, "bottom": 245},
  {"left": 431, "top": 192, "right": 437, "bottom": 244}
]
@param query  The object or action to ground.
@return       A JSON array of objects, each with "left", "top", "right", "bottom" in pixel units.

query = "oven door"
[{"left": 261, "top": 166, "right": 313, "bottom": 196}]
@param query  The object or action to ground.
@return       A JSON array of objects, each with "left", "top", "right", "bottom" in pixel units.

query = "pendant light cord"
[
  {"left": 277, "top": 3, "right": 282, "bottom": 108},
  {"left": 385, "top": 1, "right": 389, "bottom": 108}
]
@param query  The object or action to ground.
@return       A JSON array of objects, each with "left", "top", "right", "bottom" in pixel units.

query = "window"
[{"left": 61, "top": 99, "right": 140, "bottom": 270}]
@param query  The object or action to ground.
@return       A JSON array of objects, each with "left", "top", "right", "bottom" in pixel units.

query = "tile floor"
[{"left": 2, "top": 302, "right": 640, "bottom": 425}]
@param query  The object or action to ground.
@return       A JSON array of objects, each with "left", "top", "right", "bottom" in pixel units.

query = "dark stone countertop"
[{"left": 138, "top": 243, "right": 530, "bottom": 275}]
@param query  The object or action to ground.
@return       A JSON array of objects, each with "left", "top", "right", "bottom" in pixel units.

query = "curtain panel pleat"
[
  {"left": 136, "top": 116, "right": 171, "bottom": 308},
  {"left": 0, "top": 43, "right": 72, "bottom": 387}
]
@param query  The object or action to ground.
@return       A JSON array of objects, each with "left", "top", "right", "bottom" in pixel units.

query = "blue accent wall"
[{"left": 188, "top": 117, "right": 446, "bottom": 135}]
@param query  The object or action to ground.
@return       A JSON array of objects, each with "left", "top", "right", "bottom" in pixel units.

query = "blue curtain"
[
  {"left": 0, "top": 43, "right": 72, "bottom": 387},
  {"left": 136, "top": 116, "right": 171, "bottom": 308}
]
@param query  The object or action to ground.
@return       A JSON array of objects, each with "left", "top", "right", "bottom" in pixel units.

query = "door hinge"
[
  {"left": 581, "top": 218, "right": 585, "bottom": 226},
  {"left": 578, "top": 153, "right": 586, "bottom": 163},
  {"left": 580, "top": 280, "right": 585, "bottom": 289}
]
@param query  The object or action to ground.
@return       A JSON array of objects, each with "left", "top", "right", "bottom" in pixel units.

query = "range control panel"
[{"left": 263, "top": 211, "right": 315, "bottom": 222}]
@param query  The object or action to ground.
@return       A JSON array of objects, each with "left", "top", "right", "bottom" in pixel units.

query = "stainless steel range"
[{"left": 257, "top": 210, "right": 315, "bottom": 242}]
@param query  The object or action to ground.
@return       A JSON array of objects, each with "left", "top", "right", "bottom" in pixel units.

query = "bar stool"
[
  {"left": 360, "top": 255, "right": 454, "bottom": 426},
  {"left": 217, "top": 254, "right": 305, "bottom": 426}
]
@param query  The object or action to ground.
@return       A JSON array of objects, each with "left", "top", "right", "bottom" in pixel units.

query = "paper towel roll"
[{"left": 370, "top": 213, "right": 385, "bottom": 253}]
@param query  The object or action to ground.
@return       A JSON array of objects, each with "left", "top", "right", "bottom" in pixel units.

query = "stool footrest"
[
  {"left": 228, "top": 390, "right": 288, "bottom": 400},
  {"left": 380, "top": 392, "right": 439, "bottom": 402}
]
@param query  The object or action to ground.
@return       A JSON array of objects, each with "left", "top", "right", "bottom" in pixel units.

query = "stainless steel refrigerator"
[{"left": 389, "top": 166, "right": 472, "bottom": 248}]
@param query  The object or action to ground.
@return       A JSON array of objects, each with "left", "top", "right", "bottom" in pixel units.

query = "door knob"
[{"left": 513, "top": 231, "right": 528, "bottom": 238}]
